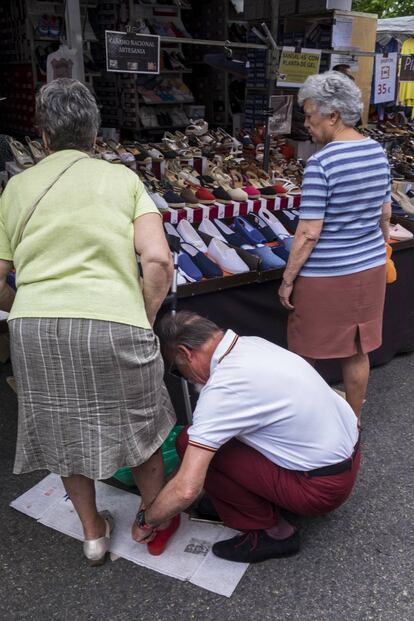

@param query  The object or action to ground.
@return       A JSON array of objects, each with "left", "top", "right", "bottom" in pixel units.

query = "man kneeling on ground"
[{"left": 132, "top": 311, "right": 360, "bottom": 563}]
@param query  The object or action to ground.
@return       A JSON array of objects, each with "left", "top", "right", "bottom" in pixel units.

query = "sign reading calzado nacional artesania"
[{"left": 105, "top": 30, "right": 160, "bottom": 74}]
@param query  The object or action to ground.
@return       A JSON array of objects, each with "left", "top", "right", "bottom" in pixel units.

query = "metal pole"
[
  {"left": 262, "top": 6, "right": 280, "bottom": 173},
  {"left": 170, "top": 250, "right": 193, "bottom": 424},
  {"left": 65, "top": 0, "right": 85, "bottom": 83}
]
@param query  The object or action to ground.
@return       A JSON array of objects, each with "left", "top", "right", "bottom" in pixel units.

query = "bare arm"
[
  {"left": 278, "top": 219, "right": 323, "bottom": 311},
  {"left": 132, "top": 445, "right": 215, "bottom": 542},
  {"left": 134, "top": 213, "right": 173, "bottom": 326},
  {"left": 0, "top": 260, "right": 15, "bottom": 312},
  {"left": 380, "top": 202, "right": 391, "bottom": 242}
]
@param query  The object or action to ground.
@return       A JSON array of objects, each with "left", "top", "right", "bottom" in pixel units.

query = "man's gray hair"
[
  {"left": 158, "top": 311, "right": 222, "bottom": 357},
  {"left": 298, "top": 70, "right": 363, "bottom": 127},
  {"left": 36, "top": 78, "right": 100, "bottom": 151}
]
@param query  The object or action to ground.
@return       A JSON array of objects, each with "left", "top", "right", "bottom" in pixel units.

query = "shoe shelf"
[
  {"left": 163, "top": 69, "right": 192, "bottom": 74},
  {"left": 162, "top": 195, "right": 301, "bottom": 225},
  {"left": 176, "top": 268, "right": 274, "bottom": 299}
]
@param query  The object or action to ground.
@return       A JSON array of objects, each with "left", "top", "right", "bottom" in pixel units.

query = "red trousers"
[{"left": 176, "top": 427, "right": 361, "bottom": 531}]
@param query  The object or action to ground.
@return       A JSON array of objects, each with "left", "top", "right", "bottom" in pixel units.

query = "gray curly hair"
[
  {"left": 36, "top": 78, "right": 100, "bottom": 151},
  {"left": 298, "top": 70, "right": 363, "bottom": 127}
]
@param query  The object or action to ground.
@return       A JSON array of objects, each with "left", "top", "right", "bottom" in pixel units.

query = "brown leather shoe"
[{"left": 180, "top": 186, "right": 199, "bottom": 204}]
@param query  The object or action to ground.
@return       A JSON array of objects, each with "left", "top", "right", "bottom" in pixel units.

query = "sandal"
[
  {"left": 25, "top": 136, "right": 46, "bottom": 163},
  {"left": 7, "top": 137, "right": 34, "bottom": 168},
  {"left": 106, "top": 140, "right": 136, "bottom": 165}
]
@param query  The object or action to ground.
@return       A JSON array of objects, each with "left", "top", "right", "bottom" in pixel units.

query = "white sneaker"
[
  {"left": 198, "top": 219, "right": 228, "bottom": 243},
  {"left": 177, "top": 220, "right": 208, "bottom": 252},
  {"left": 207, "top": 238, "right": 249, "bottom": 274}
]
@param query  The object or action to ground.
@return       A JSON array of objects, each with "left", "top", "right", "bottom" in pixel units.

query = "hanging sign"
[
  {"left": 269, "top": 95, "right": 293, "bottom": 134},
  {"left": 105, "top": 30, "right": 160, "bottom": 74},
  {"left": 277, "top": 47, "right": 321, "bottom": 88},
  {"left": 399, "top": 55, "right": 414, "bottom": 83},
  {"left": 374, "top": 52, "right": 397, "bottom": 104}
]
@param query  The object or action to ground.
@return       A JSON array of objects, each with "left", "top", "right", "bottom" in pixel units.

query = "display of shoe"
[
  {"left": 198, "top": 219, "right": 228, "bottom": 243},
  {"left": 195, "top": 186, "right": 215, "bottom": 204},
  {"left": 25, "top": 136, "right": 46, "bottom": 163},
  {"left": 212, "top": 529, "right": 300, "bottom": 563},
  {"left": 248, "top": 245, "right": 286, "bottom": 269},
  {"left": 176, "top": 219, "right": 208, "bottom": 252},
  {"left": 177, "top": 252, "right": 203, "bottom": 281},
  {"left": 185, "top": 119, "right": 209, "bottom": 136},
  {"left": 212, "top": 186, "right": 233, "bottom": 204},
  {"left": 181, "top": 242, "right": 223, "bottom": 278},
  {"left": 180, "top": 187, "right": 199, "bottom": 205},
  {"left": 233, "top": 216, "right": 267, "bottom": 245},
  {"left": 212, "top": 219, "right": 249, "bottom": 248},
  {"left": 7, "top": 137, "right": 34, "bottom": 168},
  {"left": 150, "top": 191, "right": 169, "bottom": 211},
  {"left": 163, "top": 190, "right": 186, "bottom": 208},
  {"left": 207, "top": 238, "right": 249, "bottom": 274},
  {"left": 244, "top": 212, "right": 279, "bottom": 242}
]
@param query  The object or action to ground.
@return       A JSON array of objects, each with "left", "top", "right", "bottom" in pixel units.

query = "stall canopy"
[{"left": 377, "top": 15, "right": 414, "bottom": 40}]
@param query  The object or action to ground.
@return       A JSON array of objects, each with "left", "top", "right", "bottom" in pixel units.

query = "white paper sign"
[
  {"left": 330, "top": 47, "right": 360, "bottom": 72},
  {"left": 374, "top": 52, "right": 397, "bottom": 104},
  {"left": 332, "top": 16, "right": 353, "bottom": 49}
]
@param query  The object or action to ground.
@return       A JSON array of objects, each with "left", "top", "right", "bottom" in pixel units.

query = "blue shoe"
[
  {"left": 271, "top": 245, "right": 290, "bottom": 261},
  {"left": 212, "top": 219, "right": 248, "bottom": 248},
  {"left": 177, "top": 252, "right": 203, "bottom": 281},
  {"left": 247, "top": 245, "right": 286, "bottom": 269},
  {"left": 181, "top": 243, "right": 223, "bottom": 279},
  {"left": 244, "top": 212, "right": 278, "bottom": 242},
  {"left": 276, "top": 209, "right": 299, "bottom": 234},
  {"left": 233, "top": 216, "right": 267, "bottom": 245}
]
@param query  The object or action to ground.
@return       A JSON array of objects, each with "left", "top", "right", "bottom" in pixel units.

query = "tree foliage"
[{"left": 352, "top": 1, "right": 414, "bottom": 17}]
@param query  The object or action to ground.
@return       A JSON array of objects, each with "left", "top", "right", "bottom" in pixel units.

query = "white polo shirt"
[{"left": 188, "top": 330, "right": 359, "bottom": 471}]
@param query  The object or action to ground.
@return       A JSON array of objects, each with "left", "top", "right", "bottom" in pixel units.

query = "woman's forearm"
[
  {"left": 380, "top": 202, "right": 391, "bottom": 242},
  {"left": 283, "top": 224, "right": 320, "bottom": 284}
]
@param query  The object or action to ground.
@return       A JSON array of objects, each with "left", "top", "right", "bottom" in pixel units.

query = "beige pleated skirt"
[
  {"left": 288, "top": 264, "right": 386, "bottom": 359},
  {"left": 10, "top": 318, "right": 176, "bottom": 479}
]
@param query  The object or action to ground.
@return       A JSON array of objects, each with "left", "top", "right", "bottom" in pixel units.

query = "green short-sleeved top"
[{"left": 0, "top": 149, "right": 159, "bottom": 329}]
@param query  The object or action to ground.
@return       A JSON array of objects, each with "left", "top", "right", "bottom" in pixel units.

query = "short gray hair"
[
  {"left": 36, "top": 78, "right": 100, "bottom": 151},
  {"left": 158, "top": 312, "right": 222, "bottom": 358},
  {"left": 298, "top": 70, "right": 363, "bottom": 127}
]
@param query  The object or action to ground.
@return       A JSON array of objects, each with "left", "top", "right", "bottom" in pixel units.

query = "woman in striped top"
[{"left": 278, "top": 71, "right": 391, "bottom": 419}]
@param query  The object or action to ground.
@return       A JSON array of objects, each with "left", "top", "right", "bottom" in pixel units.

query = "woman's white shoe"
[{"left": 83, "top": 510, "right": 114, "bottom": 566}]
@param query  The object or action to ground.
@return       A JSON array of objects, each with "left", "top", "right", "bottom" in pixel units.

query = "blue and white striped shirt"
[{"left": 299, "top": 138, "right": 390, "bottom": 277}]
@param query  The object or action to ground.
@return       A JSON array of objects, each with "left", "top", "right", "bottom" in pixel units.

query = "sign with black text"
[
  {"left": 374, "top": 52, "right": 397, "bottom": 104},
  {"left": 400, "top": 55, "right": 414, "bottom": 83},
  {"left": 105, "top": 30, "right": 160, "bottom": 74}
]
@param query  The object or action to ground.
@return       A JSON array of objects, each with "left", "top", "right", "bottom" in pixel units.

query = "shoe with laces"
[{"left": 212, "top": 529, "right": 300, "bottom": 563}]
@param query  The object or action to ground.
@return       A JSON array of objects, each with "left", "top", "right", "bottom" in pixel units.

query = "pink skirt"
[{"left": 287, "top": 265, "right": 386, "bottom": 359}]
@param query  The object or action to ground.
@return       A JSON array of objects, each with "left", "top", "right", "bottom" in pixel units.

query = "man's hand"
[
  {"left": 131, "top": 520, "right": 156, "bottom": 544},
  {"left": 278, "top": 280, "right": 295, "bottom": 311}
]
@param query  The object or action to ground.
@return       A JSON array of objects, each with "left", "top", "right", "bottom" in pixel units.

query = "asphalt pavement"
[{"left": 1, "top": 353, "right": 413, "bottom": 621}]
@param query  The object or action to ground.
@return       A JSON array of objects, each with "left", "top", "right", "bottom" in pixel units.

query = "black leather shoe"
[{"left": 212, "top": 529, "right": 300, "bottom": 563}]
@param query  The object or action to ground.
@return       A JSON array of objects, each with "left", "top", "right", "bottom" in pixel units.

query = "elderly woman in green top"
[{"left": 0, "top": 79, "right": 177, "bottom": 564}]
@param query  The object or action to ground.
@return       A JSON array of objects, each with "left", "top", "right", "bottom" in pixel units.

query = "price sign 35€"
[{"left": 374, "top": 53, "right": 397, "bottom": 104}]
